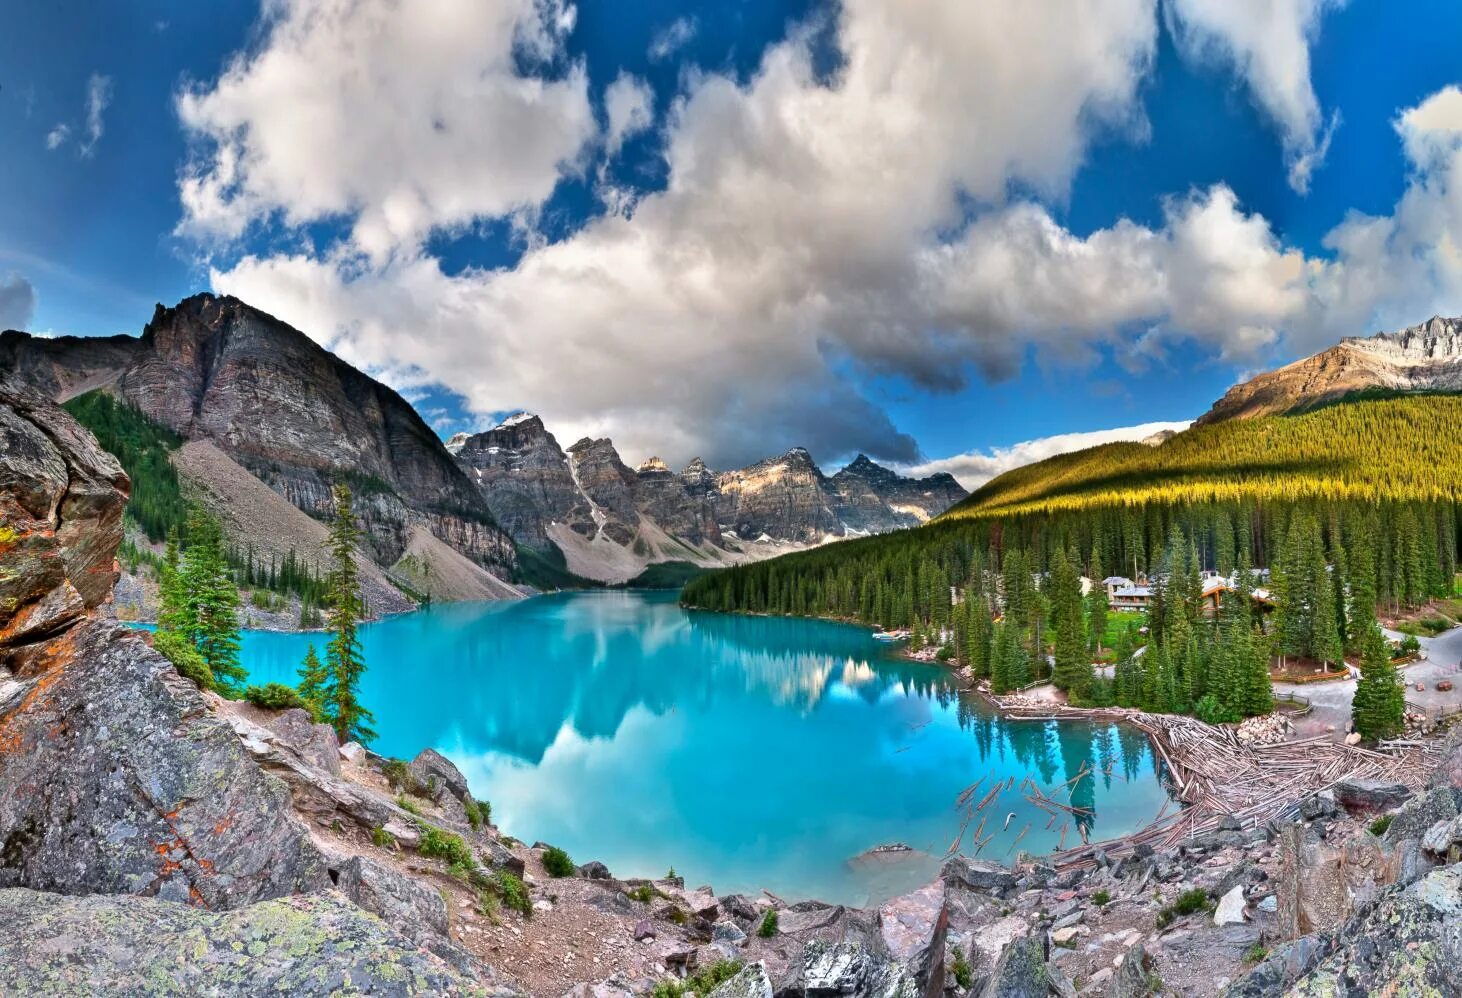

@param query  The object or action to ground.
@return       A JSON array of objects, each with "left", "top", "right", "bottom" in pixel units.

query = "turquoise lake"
[{"left": 235, "top": 590, "right": 1172, "bottom": 905}]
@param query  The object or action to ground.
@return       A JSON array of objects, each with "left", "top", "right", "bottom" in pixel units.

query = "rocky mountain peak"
[
  {"left": 1199, "top": 315, "right": 1462, "bottom": 425},
  {"left": 1343, "top": 315, "right": 1462, "bottom": 364},
  {"left": 637, "top": 456, "right": 671, "bottom": 476}
]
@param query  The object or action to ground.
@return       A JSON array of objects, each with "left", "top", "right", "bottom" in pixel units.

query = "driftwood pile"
[{"left": 984, "top": 695, "right": 1435, "bottom": 870}]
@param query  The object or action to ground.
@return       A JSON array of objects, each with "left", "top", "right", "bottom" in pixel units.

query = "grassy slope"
[{"left": 943, "top": 395, "right": 1462, "bottom": 521}]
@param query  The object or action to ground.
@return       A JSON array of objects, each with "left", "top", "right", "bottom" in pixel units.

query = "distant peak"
[
  {"left": 637, "top": 456, "right": 670, "bottom": 473},
  {"left": 444, "top": 432, "right": 471, "bottom": 455},
  {"left": 494, "top": 410, "right": 540, "bottom": 430}
]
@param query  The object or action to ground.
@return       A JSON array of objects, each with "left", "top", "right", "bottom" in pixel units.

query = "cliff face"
[
  {"left": 830, "top": 455, "right": 967, "bottom": 532},
  {"left": 2, "top": 294, "right": 516, "bottom": 579},
  {"left": 0, "top": 373, "right": 496, "bottom": 992},
  {"left": 451, "top": 416, "right": 969, "bottom": 581},
  {"left": 450, "top": 413, "right": 581, "bottom": 548},
  {"left": 1199, "top": 315, "right": 1462, "bottom": 424},
  {"left": 715, "top": 447, "right": 840, "bottom": 544}
]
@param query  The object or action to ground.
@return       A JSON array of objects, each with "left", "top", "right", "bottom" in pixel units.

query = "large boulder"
[
  {"left": 0, "top": 887, "right": 511, "bottom": 995},
  {"left": 780, "top": 939, "right": 922, "bottom": 997},
  {"left": 410, "top": 746, "right": 471, "bottom": 804},
  {"left": 708, "top": 961, "right": 773, "bottom": 998},
  {"left": 0, "top": 376, "right": 126, "bottom": 647},
  {"left": 1332, "top": 779, "right": 1412, "bottom": 814},
  {"left": 980, "top": 936, "right": 1049, "bottom": 998},
  {"left": 1106, "top": 943, "right": 1152, "bottom": 998},
  {"left": 1382, "top": 786, "right": 1460, "bottom": 845},
  {"left": 878, "top": 881, "right": 948, "bottom": 998},
  {"left": 1222, "top": 936, "right": 1330, "bottom": 997},
  {"left": 942, "top": 856, "right": 1018, "bottom": 896},
  {"left": 0, "top": 620, "right": 329, "bottom": 906},
  {"left": 1283, "top": 866, "right": 1462, "bottom": 994}
]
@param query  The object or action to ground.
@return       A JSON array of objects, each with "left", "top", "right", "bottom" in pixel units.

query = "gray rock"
[
  {"left": 332, "top": 853, "right": 449, "bottom": 946},
  {"left": 410, "top": 747, "right": 471, "bottom": 804},
  {"left": 1299, "top": 794, "right": 1337, "bottom": 821},
  {"left": 979, "top": 936, "right": 1048, "bottom": 998},
  {"left": 1213, "top": 885, "right": 1247, "bottom": 925},
  {"left": 339, "top": 741, "right": 367, "bottom": 765},
  {"left": 1382, "top": 786, "right": 1459, "bottom": 845},
  {"left": 778, "top": 903, "right": 848, "bottom": 933},
  {"left": 580, "top": 860, "right": 612, "bottom": 880},
  {"left": 0, "top": 375, "right": 126, "bottom": 635},
  {"left": 1279, "top": 866, "right": 1462, "bottom": 993},
  {"left": 1, "top": 621, "right": 328, "bottom": 907},
  {"left": 0, "top": 887, "right": 512, "bottom": 996},
  {"left": 720, "top": 893, "right": 761, "bottom": 923},
  {"left": 782, "top": 939, "right": 922, "bottom": 998},
  {"left": 713, "top": 920, "right": 749, "bottom": 946},
  {"left": 879, "top": 881, "right": 948, "bottom": 996},
  {"left": 708, "top": 960, "right": 773, "bottom": 998},
  {"left": 263, "top": 707, "right": 341, "bottom": 777},
  {"left": 1223, "top": 935, "right": 1330, "bottom": 996},
  {"left": 1333, "top": 779, "right": 1412, "bottom": 814},
  {"left": 1106, "top": 943, "right": 1152, "bottom": 998},
  {"left": 1421, "top": 814, "right": 1462, "bottom": 854},
  {"left": 943, "top": 856, "right": 1019, "bottom": 895}
]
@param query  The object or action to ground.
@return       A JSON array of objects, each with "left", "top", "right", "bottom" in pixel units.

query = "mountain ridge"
[
  {"left": 450, "top": 411, "right": 967, "bottom": 582},
  {"left": 1198, "top": 315, "right": 1462, "bottom": 424},
  {"left": 2, "top": 293, "right": 519, "bottom": 593}
]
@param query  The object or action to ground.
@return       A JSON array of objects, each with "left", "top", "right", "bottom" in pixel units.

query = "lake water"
[{"left": 236, "top": 590, "right": 1172, "bottom": 905}]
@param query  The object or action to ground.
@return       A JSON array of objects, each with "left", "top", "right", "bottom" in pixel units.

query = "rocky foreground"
[{"left": 4, "top": 371, "right": 1462, "bottom": 996}]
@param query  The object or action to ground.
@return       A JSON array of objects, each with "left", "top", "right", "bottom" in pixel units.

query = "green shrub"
[
  {"left": 371, "top": 826, "right": 395, "bottom": 849},
  {"left": 154, "top": 629, "right": 214, "bottom": 691},
  {"left": 667, "top": 906, "right": 688, "bottom": 926},
  {"left": 417, "top": 824, "right": 474, "bottom": 867},
  {"left": 1369, "top": 814, "right": 1393, "bottom": 836},
  {"left": 396, "top": 796, "right": 423, "bottom": 817},
  {"left": 1171, "top": 888, "right": 1211, "bottom": 916},
  {"left": 631, "top": 884, "right": 654, "bottom": 904},
  {"left": 243, "top": 682, "right": 308, "bottom": 711},
  {"left": 1243, "top": 942, "right": 1268, "bottom": 965},
  {"left": 495, "top": 870, "right": 531, "bottom": 916},
  {"left": 951, "top": 950, "right": 974, "bottom": 990},
  {"left": 1157, "top": 887, "right": 1212, "bottom": 929},
  {"left": 541, "top": 845, "right": 575, "bottom": 878},
  {"left": 1091, "top": 889, "right": 1111, "bottom": 907},
  {"left": 757, "top": 910, "right": 779, "bottom": 937},
  {"left": 463, "top": 795, "right": 490, "bottom": 831},
  {"left": 381, "top": 759, "right": 426, "bottom": 796},
  {"left": 650, "top": 959, "right": 743, "bottom": 998}
]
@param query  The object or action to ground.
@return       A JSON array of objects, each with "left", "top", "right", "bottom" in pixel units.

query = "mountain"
[
  {"left": 449, "top": 416, "right": 968, "bottom": 582},
  {"left": 1, "top": 294, "right": 518, "bottom": 594},
  {"left": 1199, "top": 315, "right": 1462, "bottom": 424}
]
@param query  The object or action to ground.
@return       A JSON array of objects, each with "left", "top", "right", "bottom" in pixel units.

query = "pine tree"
[
  {"left": 1351, "top": 620, "right": 1405, "bottom": 742},
  {"left": 1050, "top": 548, "right": 1091, "bottom": 698},
  {"left": 297, "top": 644, "right": 328, "bottom": 724},
  {"left": 324, "top": 485, "right": 376, "bottom": 745},
  {"left": 180, "top": 506, "right": 244, "bottom": 694},
  {"left": 1087, "top": 546, "right": 1108, "bottom": 653}
]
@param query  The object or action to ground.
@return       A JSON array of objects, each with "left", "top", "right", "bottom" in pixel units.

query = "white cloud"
[
  {"left": 649, "top": 17, "right": 697, "bottom": 62},
  {"left": 1166, "top": 0, "right": 1341, "bottom": 192},
  {"left": 202, "top": 0, "right": 1165, "bottom": 467},
  {"left": 0, "top": 273, "right": 37, "bottom": 329},
  {"left": 188, "top": 0, "right": 1438, "bottom": 472},
  {"left": 175, "top": 0, "right": 597, "bottom": 260},
  {"left": 603, "top": 73, "right": 654, "bottom": 157},
  {"left": 42, "top": 73, "right": 113, "bottom": 157},
  {"left": 900, "top": 420, "right": 1194, "bottom": 490},
  {"left": 80, "top": 74, "right": 113, "bottom": 157}
]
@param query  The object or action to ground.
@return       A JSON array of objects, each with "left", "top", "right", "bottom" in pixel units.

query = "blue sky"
[{"left": 5, "top": 1, "right": 1462, "bottom": 483}]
